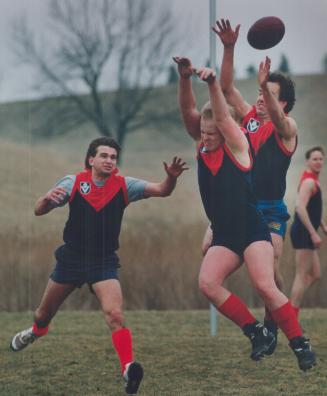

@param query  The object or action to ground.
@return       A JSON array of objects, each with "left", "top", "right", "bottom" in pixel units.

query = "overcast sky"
[{"left": 0, "top": 0, "right": 326, "bottom": 102}]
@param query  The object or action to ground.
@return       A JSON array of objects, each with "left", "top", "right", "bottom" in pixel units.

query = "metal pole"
[
  {"left": 209, "top": 0, "right": 218, "bottom": 337},
  {"left": 209, "top": 0, "right": 217, "bottom": 71}
]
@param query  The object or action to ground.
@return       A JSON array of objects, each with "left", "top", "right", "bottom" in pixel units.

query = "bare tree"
[{"left": 11, "top": 0, "right": 179, "bottom": 153}]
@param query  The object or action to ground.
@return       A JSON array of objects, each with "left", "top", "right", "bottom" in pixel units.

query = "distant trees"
[
  {"left": 167, "top": 65, "right": 179, "bottom": 84},
  {"left": 245, "top": 64, "right": 256, "bottom": 78},
  {"left": 10, "top": 0, "right": 178, "bottom": 153},
  {"left": 322, "top": 54, "right": 327, "bottom": 73},
  {"left": 278, "top": 54, "right": 291, "bottom": 74}
]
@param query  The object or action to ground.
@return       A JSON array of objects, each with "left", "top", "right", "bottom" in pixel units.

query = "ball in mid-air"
[{"left": 247, "top": 16, "right": 285, "bottom": 50}]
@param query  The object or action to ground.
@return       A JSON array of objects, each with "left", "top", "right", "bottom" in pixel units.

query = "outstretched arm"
[
  {"left": 172, "top": 56, "right": 201, "bottom": 141},
  {"left": 34, "top": 187, "right": 67, "bottom": 216},
  {"left": 144, "top": 157, "right": 189, "bottom": 197},
  {"left": 295, "top": 179, "right": 322, "bottom": 248},
  {"left": 213, "top": 19, "right": 251, "bottom": 117},
  {"left": 258, "top": 56, "right": 297, "bottom": 146}
]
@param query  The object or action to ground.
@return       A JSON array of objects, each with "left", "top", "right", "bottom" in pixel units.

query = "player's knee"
[
  {"left": 254, "top": 280, "right": 276, "bottom": 301},
  {"left": 199, "top": 276, "right": 216, "bottom": 297},
  {"left": 105, "top": 307, "right": 124, "bottom": 327}
]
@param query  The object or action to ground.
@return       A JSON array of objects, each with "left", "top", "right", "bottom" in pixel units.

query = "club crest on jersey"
[
  {"left": 80, "top": 182, "right": 91, "bottom": 195},
  {"left": 247, "top": 118, "right": 260, "bottom": 133}
]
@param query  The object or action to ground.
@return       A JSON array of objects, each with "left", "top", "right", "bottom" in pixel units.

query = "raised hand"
[
  {"left": 164, "top": 157, "right": 189, "bottom": 178},
  {"left": 194, "top": 67, "right": 216, "bottom": 84},
  {"left": 212, "top": 19, "right": 240, "bottom": 47},
  {"left": 172, "top": 56, "right": 194, "bottom": 79},
  {"left": 258, "top": 56, "right": 271, "bottom": 88}
]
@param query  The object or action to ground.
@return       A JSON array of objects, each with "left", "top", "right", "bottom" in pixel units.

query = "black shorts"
[
  {"left": 50, "top": 244, "right": 120, "bottom": 288},
  {"left": 290, "top": 223, "right": 315, "bottom": 250},
  {"left": 211, "top": 217, "right": 272, "bottom": 258}
]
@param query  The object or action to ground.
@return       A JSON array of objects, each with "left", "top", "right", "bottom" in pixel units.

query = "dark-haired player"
[
  {"left": 173, "top": 56, "right": 316, "bottom": 371},
  {"left": 213, "top": 19, "right": 297, "bottom": 353},
  {"left": 10, "top": 137, "right": 188, "bottom": 394},
  {"left": 290, "top": 146, "right": 326, "bottom": 317}
]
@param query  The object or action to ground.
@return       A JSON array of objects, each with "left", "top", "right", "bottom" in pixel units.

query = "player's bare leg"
[
  {"left": 93, "top": 279, "right": 143, "bottom": 394},
  {"left": 11, "top": 280, "right": 75, "bottom": 351}
]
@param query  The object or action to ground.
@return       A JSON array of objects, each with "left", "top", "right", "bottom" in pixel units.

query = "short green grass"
[{"left": 1, "top": 309, "right": 326, "bottom": 396}]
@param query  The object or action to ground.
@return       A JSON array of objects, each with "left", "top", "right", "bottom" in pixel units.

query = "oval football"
[{"left": 247, "top": 16, "right": 285, "bottom": 50}]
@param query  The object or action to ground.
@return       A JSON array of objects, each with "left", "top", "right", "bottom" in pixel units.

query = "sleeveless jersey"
[
  {"left": 63, "top": 169, "right": 128, "bottom": 257},
  {"left": 292, "top": 171, "right": 322, "bottom": 232},
  {"left": 197, "top": 143, "right": 269, "bottom": 255},
  {"left": 243, "top": 106, "right": 296, "bottom": 200}
]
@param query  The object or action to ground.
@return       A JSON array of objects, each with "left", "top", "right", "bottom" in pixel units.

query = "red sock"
[
  {"left": 32, "top": 323, "right": 49, "bottom": 337},
  {"left": 112, "top": 328, "right": 133, "bottom": 374},
  {"left": 293, "top": 305, "right": 300, "bottom": 319},
  {"left": 271, "top": 301, "right": 302, "bottom": 340},
  {"left": 218, "top": 294, "right": 257, "bottom": 328}
]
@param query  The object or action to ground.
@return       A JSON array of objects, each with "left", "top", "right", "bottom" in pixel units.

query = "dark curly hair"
[
  {"left": 305, "top": 146, "right": 325, "bottom": 160},
  {"left": 268, "top": 72, "right": 296, "bottom": 113},
  {"left": 84, "top": 137, "right": 121, "bottom": 169}
]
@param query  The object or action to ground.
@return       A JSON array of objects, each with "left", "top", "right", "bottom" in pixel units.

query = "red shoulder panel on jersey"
[
  {"left": 298, "top": 170, "right": 320, "bottom": 196},
  {"left": 70, "top": 169, "right": 128, "bottom": 211},
  {"left": 198, "top": 144, "right": 224, "bottom": 176}
]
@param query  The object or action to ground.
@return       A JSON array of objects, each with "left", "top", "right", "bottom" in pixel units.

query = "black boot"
[{"left": 243, "top": 321, "right": 275, "bottom": 361}]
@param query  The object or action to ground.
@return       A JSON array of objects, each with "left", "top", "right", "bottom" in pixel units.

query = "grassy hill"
[{"left": 0, "top": 74, "right": 327, "bottom": 311}]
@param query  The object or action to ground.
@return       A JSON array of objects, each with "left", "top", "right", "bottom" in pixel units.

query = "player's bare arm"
[
  {"left": 195, "top": 66, "right": 249, "bottom": 165},
  {"left": 258, "top": 57, "right": 297, "bottom": 148},
  {"left": 295, "top": 179, "right": 322, "bottom": 248},
  {"left": 173, "top": 56, "right": 201, "bottom": 141},
  {"left": 34, "top": 187, "right": 67, "bottom": 216},
  {"left": 144, "top": 156, "right": 189, "bottom": 197},
  {"left": 320, "top": 220, "right": 327, "bottom": 235},
  {"left": 213, "top": 18, "right": 251, "bottom": 117}
]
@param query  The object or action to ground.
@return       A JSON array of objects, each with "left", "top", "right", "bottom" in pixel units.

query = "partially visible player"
[
  {"left": 213, "top": 19, "right": 297, "bottom": 353},
  {"left": 10, "top": 137, "right": 188, "bottom": 395},
  {"left": 290, "top": 147, "right": 326, "bottom": 317},
  {"left": 173, "top": 56, "right": 316, "bottom": 371}
]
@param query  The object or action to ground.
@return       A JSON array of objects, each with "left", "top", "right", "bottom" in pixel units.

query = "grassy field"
[{"left": 1, "top": 309, "right": 326, "bottom": 395}]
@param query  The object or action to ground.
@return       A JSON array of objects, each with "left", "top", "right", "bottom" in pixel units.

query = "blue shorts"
[
  {"left": 50, "top": 244, "right": 120, "bottom": 288},
  {"left": 256, "top": 200, "right": 290, "bottom": 238}
]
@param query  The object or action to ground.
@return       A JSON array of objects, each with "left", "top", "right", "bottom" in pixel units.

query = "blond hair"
[
  {"left": 200, "top": 101, "right": 213, "bottom": 120},
  {"left": 200, "top": 101, "right": 242, "bottom": 125}
]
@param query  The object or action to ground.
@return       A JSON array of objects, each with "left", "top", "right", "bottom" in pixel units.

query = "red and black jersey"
[
  {"left": 197, "top": 143, "right": 269, "bottom": 254},
  {"left": 243, "top": 106, "right": 296, "bottom": 200},
  {"left": 63, "top": 169, "right": 129, "bottom": 257},
  {"left": 292, "top": 171, "right": 322, "bottom": 231}
]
